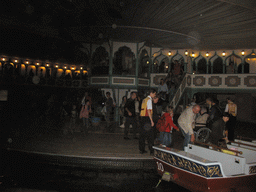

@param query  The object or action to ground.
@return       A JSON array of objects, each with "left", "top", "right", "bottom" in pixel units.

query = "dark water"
[{"left": 0, "top": 155, "right": 189, "bottom": 192}]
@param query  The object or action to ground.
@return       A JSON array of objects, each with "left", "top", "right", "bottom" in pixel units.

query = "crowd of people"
[
  {"left": 117, "top": 89, "right": 238, "bottom": 155},
  {"left": 60, "top": 86, "right": 237, "bottom": 155}
]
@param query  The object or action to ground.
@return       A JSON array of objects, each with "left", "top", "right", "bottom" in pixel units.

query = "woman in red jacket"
[{"left": 161, "top": 105, "right": 179, "bottom": 148}]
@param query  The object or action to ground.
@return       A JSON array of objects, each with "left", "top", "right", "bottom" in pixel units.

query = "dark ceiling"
[{"left": 1, "top": 0, "right": 256, "bottom": 63}]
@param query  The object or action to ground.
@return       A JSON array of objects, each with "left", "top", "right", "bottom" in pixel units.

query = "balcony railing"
[
  {"left": 150, "top": 73, "right": 256, "bottom": 110},
  {"left": 0, "top": 74, "right": 89, "bottom": 88}
]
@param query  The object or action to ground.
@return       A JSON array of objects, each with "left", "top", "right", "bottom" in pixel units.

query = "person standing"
[
  {"left": 139, "top": 89, "right": 157, "bottom": 155},
  {"left": 81, "top": 92, "right": 92, "bottom": 107},
  {"left": 124, "top": 92, "right": 137, "bottom": 140},
  {"left": 158, "top": 78, "right": 168, "bottom": 101},
  {"left": 152, "top": 94, "right": 161, "bottom": 143},
  {"left": 105, "top": 92, "right": 115, "bottom": 130},
  {"left": 178, "top": 105, "right": 201, "bottom": 150},
  {"left": 161, "top": 105, "right": 179, "bottom": 148},
  {"left": 225, "top": 97, "right": 237, "bottom": 141},
  {"left": 206, "top": 98, "right": 222, "bottom": 128},
  {"left": 135, "top": 96, "right": 141, "bottom": 128},
  {"left": 79, "top": 100, "right": 91, "bottom": 134},
  {"left": 119, "top": 96, "right": 127, "bottom": 128}
]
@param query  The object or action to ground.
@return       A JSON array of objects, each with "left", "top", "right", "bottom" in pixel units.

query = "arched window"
[
  {"left": 226, "top": 54, "right": 242, "bottom": 74},
  {"left": 92, "top": 46, "right": 109, "bottom": 75},
  {"left": 212, "top": 57, "right": 223, "bottom": 74},
  {"left": 197, "top": 58, "right": 207, "bottom": 74},
  {"left": 237, "top": 62, "right": 250, "bottom": 73},
  {"left": 113, "top": 46, "right": 136, "bottom": 75}
]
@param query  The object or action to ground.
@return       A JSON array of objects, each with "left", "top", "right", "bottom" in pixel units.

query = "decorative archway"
[
  {"left": 113, "top": 46, "right": 136, "bottom": 75},
  {"left": 92, "top": 46, "right": 109, "bottom": 75}
]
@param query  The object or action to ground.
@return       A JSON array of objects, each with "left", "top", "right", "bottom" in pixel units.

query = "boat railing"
[
  {"left": 231, "top": 141, "right": 256, "bottom": 149},
  {"left": 194, "top": 141, "right": 243, "bottom": 155}
]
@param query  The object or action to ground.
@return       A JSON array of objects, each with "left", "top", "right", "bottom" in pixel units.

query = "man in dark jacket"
[
  {"left": 124, "top": 92, "right": 137, "bottom": 140},
  {"left": 206, "top": 98, "right": 223, "bottom": 128},
  {"left": 208, "top": 112, "right": 229, "bottom": 146}
]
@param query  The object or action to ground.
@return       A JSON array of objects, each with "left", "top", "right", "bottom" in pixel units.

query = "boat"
[{"left": 153, "top": 140, "right": 256, "bottom": 192}]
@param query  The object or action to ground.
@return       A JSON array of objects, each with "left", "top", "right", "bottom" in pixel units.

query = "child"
[
  {"left": 79, "top": 100, "right": 91, "bottom": 134},
  {"left": 160, "top": 105, "right": 179, "bottom": 148}
]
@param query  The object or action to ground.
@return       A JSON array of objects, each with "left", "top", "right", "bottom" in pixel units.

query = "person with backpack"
[
  {"left": 139, "top": 88, "right": 157, "bottom": 155},
  {"left": 156, "top": 105, "right": 179, "bottom": 148}
]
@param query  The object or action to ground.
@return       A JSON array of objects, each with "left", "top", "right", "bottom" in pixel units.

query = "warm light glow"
[
  {"left": 83, "top": 70, "right": 88, "bottom": 74},
  {"left": 206, "top": 52, "right": 209, "bottom": 57},
  {"left": 2, "top": 58, "right": 6, "bottom": 61},
  {"left": 14, "top": 60, "right": 18, "bottom": 63},
  {"left": 80, "top": 67, "right": 83, "bottom": 70},
  {"left": 191, "top": 52, "right": 195, "bottom": 57},
  {"left": 55, "top": 65, "right": 58, "bottom": 68},
  {"left": 241, "top": 50, "right": 245, "bottom": 56},
  {"left": 64, "top": 66, "right": 67, "bottom": 69},
  {"left": 168, "top": 51, "right": 171, "bottom": 56},
  {"left": 222, "top": 51, "right": 226, "bottom": 57},
  {"left": 146, "top": 61, "right": 149, "bottom": 64},
  {"left": 25, "top": 61, "right": 29, "bottom": 64},
  {"left": 46, "top": 64, "right": 50, "bottom": 67},
  {"left": 36, "top": 63, "right": 40, "bottom": 65},
  {"left": 71, "top": 67, "right": 75, "bottom": 70},
  {"left": 185, "top": 50, "right": 188, "bottom": 56},
  {"left": 165, "top": 65, "right": 168, "bottom": 68}
]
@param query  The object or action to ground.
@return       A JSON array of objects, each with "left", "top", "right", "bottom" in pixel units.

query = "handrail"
[
  {"left": 231, "top": 141, "right": 256, "bottom": 148},
  {"left": 169, "top": 74, "right": 187, "bottom": 111},
  {"left": 236, "top": 136, "right": 256, "bottom": 141},
  {"left": 194, "top": 141, "right": 243, "bottom": 155}
]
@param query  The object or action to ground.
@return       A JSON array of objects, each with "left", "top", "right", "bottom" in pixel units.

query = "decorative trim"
[
  {"left": 193, "top": 76, "right": 205, "bottom": 86},
  {"left": 154, "top": 149, "right": 223, "bottom": 178},
  {"left": 249, "top": 165, "right": 256, "bottom": 174},
  {"left": 244, "top": 76, "right": 256, "bottom": 87},
  {"left": 138, "top": 78, "right": 149, "bottom": 86},
  {"left": 91, "top": 77, "right": 109, "bottom": 84},
  {"left": 225, "top": 76, "right": 241, "bottom": 87},
  {"left": 112, "top": 77, "right": 135, "bottom": 85},
  {"left": 209, "top": 76, "right": 222, "bottom": 87}
]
